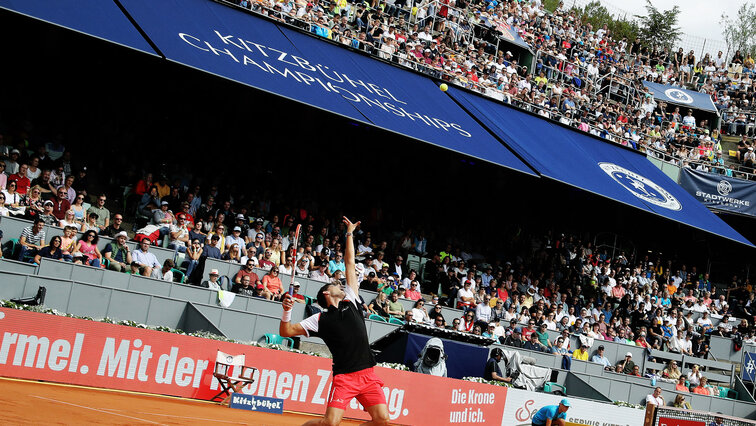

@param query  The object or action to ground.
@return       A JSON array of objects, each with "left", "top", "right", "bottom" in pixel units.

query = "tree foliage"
[
  {"left": 634, "top": 0, "right": 682, "bottom": 51},
  {"left": 570, "top": 1, "right": 639, "bottom": 43},
  {"left": 720, "top": 3, "right": 756, "bottom": 57}
]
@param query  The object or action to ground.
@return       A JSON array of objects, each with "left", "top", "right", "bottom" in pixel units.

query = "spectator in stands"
[
  {"left": 81, "top": 212, "right": 100, "bottom": 234},
  {"left": 524, "top": 332, "right": 546, "bottom": 352},
  {"left": 30, "top": 169, "right": 53, "bottom": 198},
  {"left": 310, "top": 261, "right": 329, "bottom": 282},
  {"left": 261, "top": 266, "right": 283, "bottom": 301},
  {"left": 675, "top": 375, "right": 689, "bottom": 393},
  {"left": 328, "top": 251, "right": 345, "bottom": 276},
  {"left": 503, "top": 328, "right": 523, "bottom": 348},
  {"left": 389, "top": 255, "right": 404, "bottom": 278},
  {"left": 5, "top": 149, "right": 19, "bottom": 174},
  {"left": 226, "top": 226, "right": 246, "bottom": 256},
  {"left": 51, "top": 187, "right": 71, "bottom": 220},
  {"left": 697, "top": 311, "right": 713, "bottom": 334},
  {"left": 572, "top": 343, "right": 590, "bottom": 360},
  {"left": 202, "top": 234, "right": 222, "bottom": 260},
  {"left": 18, "top": 218, "right": 46, "bottom": 261},
  {"left": 168, "top": 213, "right": 190, "bottom": 255},
  {"left": 138, "top": 185, "right": 160, "bottom": 217},
  {"left": 0, "top": 160, "right": 6, "bottom": 190},
  {"left": 58, "top": 210, "right": 82, "bottom": 231},
  {"left": 688, "top": 364, "right": 703, "bottom": 388},
  {"left": 404, "top": 280, "right": 422, "bottom": 301},
  {"left": 9, "top": 163, "right": 31, "bottom": 195},
  {"left": 693, "top": 376, "right": 711, "bottom": 395},
  {"left": 386, "top": 291, "right": 405, "bottom": 319},
  {"left": 368, "top": 291, "right": 390, "bottom": 319},
  {"left": 183, "top": 239, "right": 202, "bottom": 280},
  {"left": 591, "top": 345, "right": 612, "bottom": 370},
  {"left": 160, "top": 259, "right": 175, "bottom": 282},
  {"left": 103, "top": 231, "right": 133, "bottom": 273},
  {"left": 535, "top": 324, "right": 552, "bottom": 350},
  {"left": 22, "top": 186, "right": 45, "bottom": 219},
  {"left": 662, "top": 360, "right": 682, "bottom": 380},
  {"left": 410, "top": 300, "right": 430, "bottom": 324},
  {"left": 87, "top": 194, "right": 109, "bottom": 231},
  {"left": 259, "top": 244, "right": 282, "bottom": 270},
  {"left": 38, "top": 201, "right": 59, "bottom": 226},
  {"left": 202, "top": 269, "right": 222, "bottom": 291},
  {"left": 60, "top": 226, "right": 76, "bottom": 262},
  {"left": 3, "top": 180, "right": 21, "bottom": 209},
  {"left": 709, "top": 415, "right": 724, "bottom": 426},
  {"left": 58, "top": 175, "right": 76, "bottom": 203},
  {"left": 152, "top": 200, "right": 175, "bottom": 232},
  {"left": 132, "top": 238, "right": 162, "bottom": 278},
  {"left": 101, "top": 213, "right": 125, "bottom": 238},
  {"left": 475, "top": 294, "right": 493, "bottom": 324},
  {"left": 0, "top": 192, "right": 8, "bottom": 217},
  {"left": 221, "top": 243, "right": 241, "bottom": 263},
  {"left": 645, "top": 387, "right": 665, "bottom": 407},
  {"left": 232, "top": 274, "right": 256, "bottom": 297},
  {"left": 234, "top": 259, "right": 262, "bottom": 287},
  {"left": 616, "top": 352, "right": 636, "bottom": 374},
  {"left": 75, "top": 230, "right": 102, "bottom": 268},
  {"left": 456, "top": 279, "right": 475, "bottom": 310},
  {"left": 33, "top": 235, "right": 64, "bottom": 264}
]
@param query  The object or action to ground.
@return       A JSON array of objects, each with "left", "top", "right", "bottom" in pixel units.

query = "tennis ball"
[{"left": 440, "top": 83, "right": 448, "bottom": 92}]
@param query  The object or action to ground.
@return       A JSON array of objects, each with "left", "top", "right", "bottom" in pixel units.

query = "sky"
[{"left": 589, "top": 0, "right": 741, "bottom": 42}]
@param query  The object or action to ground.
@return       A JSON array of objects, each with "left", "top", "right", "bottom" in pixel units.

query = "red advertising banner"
[
  {"left": 657, "top": 418, "right": 706, "bottom": 426},
  {"left": 0, "top": 308, "right": 507, "bottom": 424}
]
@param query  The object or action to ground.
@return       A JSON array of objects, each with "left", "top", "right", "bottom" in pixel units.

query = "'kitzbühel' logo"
[
  {"left": 599, "top": 163, "right": 682, "bottom": 211},
  {"left": 664, "top": 88, "right": 694, "bottom": 104}
]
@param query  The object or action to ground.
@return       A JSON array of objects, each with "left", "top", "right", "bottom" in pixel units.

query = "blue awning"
[
  {"left": 447, "top": 87, "right": 753, "bottom": 247},
  {"left": 118, "top": 0, "right": 536, "bottom": 176},
  {"left": 0, "top": 0, "right": 156, "bottom": 56},
  {"left": 642, "top": 81, "right": 718, "bottom": 114}
]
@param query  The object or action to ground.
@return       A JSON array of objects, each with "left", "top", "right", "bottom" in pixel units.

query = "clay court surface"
[{"left": 0, "top": 377, "right": 364, "bottom": 425}]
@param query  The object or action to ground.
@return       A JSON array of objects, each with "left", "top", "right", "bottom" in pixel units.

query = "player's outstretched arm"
[
  {"left": 279, "top": 294, "right": 306, "bottom": 337},
  {"left": 343, "top": 216, "right": 361, "bottom": 296}
]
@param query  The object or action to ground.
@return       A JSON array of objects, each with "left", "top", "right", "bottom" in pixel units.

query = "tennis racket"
[{"left": 288, "top": 224, "right": 301, "bottom": 295}]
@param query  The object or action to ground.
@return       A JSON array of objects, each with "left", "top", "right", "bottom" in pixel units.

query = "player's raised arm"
[
  {"left": 279, "top": 294, "right": 307, "bottom": 337},
  {"left": 343, "top": 216, "right": 361, "bottom": 296}
]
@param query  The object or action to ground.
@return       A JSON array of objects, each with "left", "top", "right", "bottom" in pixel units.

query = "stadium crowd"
[
  {"left": 0, "top": 126, "right": 752, "bottom": 388},
  {"left": 0, "top": 0, "right": 753, "bottom": 392},
  {"left": 225, "top": 0, "right": 756, "bottom": 178}
]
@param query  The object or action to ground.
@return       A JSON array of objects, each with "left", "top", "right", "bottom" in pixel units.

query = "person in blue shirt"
[{"left": 531, "top": 399, "right": 570, "bottom": 426}]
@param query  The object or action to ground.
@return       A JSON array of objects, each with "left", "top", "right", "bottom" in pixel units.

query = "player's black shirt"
[{"left": 300, "top": 286, "right": 375, "bottom": 375}]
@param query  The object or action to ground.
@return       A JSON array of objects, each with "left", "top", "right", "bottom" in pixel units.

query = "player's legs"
[
  {"left": 302, "top": 407, "right": 344, "bottom": 426},
  {"left": 355, "top": 369, "right": 388, "bottom": 425},
  {"left": 362, "top": 404, "right": 390, "bottom": 425}
]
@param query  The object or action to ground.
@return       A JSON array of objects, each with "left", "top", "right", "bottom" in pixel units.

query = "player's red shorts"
[{"left": 327, "top": 367, "right": 386, "bottom": 411}]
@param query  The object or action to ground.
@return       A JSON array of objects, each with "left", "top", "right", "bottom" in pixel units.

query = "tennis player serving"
[{"left": 280, "top": 217, "right": 390, "bottom": 425}]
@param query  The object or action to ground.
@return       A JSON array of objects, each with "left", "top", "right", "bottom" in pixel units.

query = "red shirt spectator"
[
  {"left": 51, "top": 189, "right": 71, "bottom": 220},
  {"left": 404, "top": 282, "right": 422, "bottom": 301},
  {"left": 9, "top": 164, "right": 31, "bottom": 195}
]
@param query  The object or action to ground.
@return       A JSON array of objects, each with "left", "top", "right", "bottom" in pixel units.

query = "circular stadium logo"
[
  {"left": 664, "top": 88, "right": 694, "bottom": 104},
  {"left": 717, "top": 180, "right": 732, "bottom": 196},
  {"left": 598, "top": 162, "right": 682, "bottom": 211}
]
